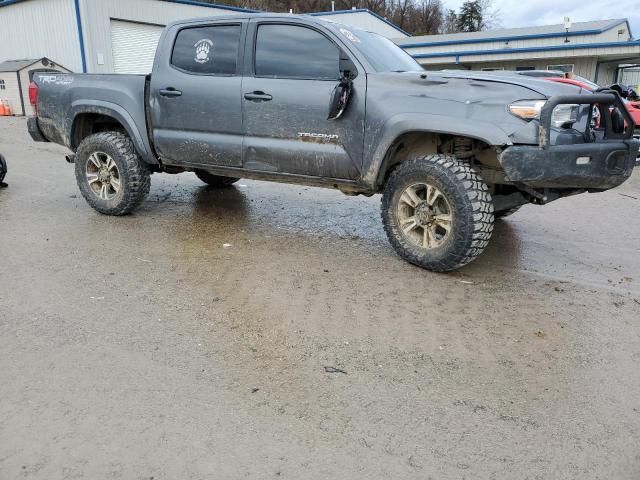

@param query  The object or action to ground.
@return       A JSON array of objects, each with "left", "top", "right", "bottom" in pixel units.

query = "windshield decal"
[{"left": 339, "top": 28, "right": 360, "bottom": 43}]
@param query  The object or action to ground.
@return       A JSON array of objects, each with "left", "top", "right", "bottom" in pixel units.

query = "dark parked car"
[{"left": 27, "top": 14, "right": 639, "bottom": 271}]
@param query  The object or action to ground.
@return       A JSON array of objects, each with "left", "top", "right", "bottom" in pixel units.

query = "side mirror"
[
  {"left": 328, "top": 53, "right": 356, "bottom": 120},
  {"left": 328, "top": 76, "right": 353, "bottom": 120},
  {"left": 339, "top": 55, "right": 357, "bottom": 80}
]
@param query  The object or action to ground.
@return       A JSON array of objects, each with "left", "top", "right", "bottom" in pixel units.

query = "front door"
[
  {"left": 150, "top": 22, "right": 245, "bottom": 167},
  {"left": 242, "top": 21, "right": 365, "bottom": 179}
]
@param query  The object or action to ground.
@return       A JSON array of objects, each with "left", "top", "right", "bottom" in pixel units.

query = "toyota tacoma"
[{"left": 27, "top": 13, "right": 639, "bottom": 271}]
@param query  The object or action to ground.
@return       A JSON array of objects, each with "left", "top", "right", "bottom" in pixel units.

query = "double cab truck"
[{"left": 28, "top": 13, "right": 639, "bottom": 271}]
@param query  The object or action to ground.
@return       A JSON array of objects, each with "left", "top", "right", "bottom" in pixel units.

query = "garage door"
[{"left": 110, "top": 20, "right": 164, "bottom": 74}]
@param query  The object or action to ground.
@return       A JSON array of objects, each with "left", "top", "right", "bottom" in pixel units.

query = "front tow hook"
[{"left": 65, "top": 154, "right": 75, "bottom": 164}]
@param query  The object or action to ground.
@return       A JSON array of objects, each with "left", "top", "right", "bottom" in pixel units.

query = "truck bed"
[{"left": 34, "top": 73, "right": 154, "bottom": 162}]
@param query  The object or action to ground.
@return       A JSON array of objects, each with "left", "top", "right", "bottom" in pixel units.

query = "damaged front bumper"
[
  {"left": 500, "top": 92, "right": 639, "bottom": 190},
  {"left": 500, "top": 140, "right": 638, "bottom": 189}
]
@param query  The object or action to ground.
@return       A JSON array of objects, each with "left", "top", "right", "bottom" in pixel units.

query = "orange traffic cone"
[
  {"left": 0, "top": 101, "right": 6, "bottom": 116},
  {"left": 4, "top": 101, "right": 12, "bottom": 116}
]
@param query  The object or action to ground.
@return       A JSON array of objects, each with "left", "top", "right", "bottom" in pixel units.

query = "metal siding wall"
[
  {"left": 0, "top": 0, "right": 82, "bottom": 72},
  {"left": 315, "top": 12, "right": 405, "bottom": 38},
  {"left": 79, "top": 0, "right": 240, "bottom": 73},
  {"left": 597, "top": 64, "right": 618, "bottom": 85},
  {"left": 0, "top": 73, "right": 23, "bottom": 116},
  {"left": 406, "top": 33, "right": 605, "bottom": 56},
  {"left": 422, "top": 58, "right": 599, "bottom": 81},
  {"left": 620, "top": 69, "right": 640, "bottom": 88}
]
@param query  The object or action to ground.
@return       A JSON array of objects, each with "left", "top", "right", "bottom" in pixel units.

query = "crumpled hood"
[
  {"left": 374, "top": 70, "right": 587, "bottom": 99},
  {"left": 437, "top": 70, "right": 587, "bottom": 97}
]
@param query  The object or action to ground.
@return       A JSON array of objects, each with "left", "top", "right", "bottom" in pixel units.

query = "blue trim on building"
[
  {"left": 0, "top": 0, "right": 31, "bottom": 8},
  {"left": 400, "top": 19, "right": 629, "bottom": 49},
  {"left": 310, "top": 8, "right": 410, "bottom": 37},
  {"left": 73, "top": 0, "right": 87, "bottom": 73},
  {"left": 410, "top": 40, "right": 640, "bottom": 59},
  {"left": 157, "top": 0, "right": 258, "bottom": 12}
]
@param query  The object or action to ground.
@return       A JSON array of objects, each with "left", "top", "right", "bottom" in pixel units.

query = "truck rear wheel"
[
  {"left": 194, "top": 169, "right": 239, "bottom": 188},
  {"left": 381, "top": 155, "right": 494, "bottom": 272},
  {"left": 75, "top": 131, "right": 150, "bottom": 216}
]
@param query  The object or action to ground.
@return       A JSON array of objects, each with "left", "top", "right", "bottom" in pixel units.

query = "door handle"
[
  {"left": 159, "top": 88, "right": 182, "bottom": 97},
  {"left": 244, "top": 91, "right": 272, "bottom": 102}
]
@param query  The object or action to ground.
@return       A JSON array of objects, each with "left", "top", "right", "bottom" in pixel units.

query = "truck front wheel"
[
  {"left": 75, "top": 132, "right": 150, "bottom": 215},
  {"left": 194, "top": 169, "right": 239, "bottom": 188},
  {"left": 381, "top": 155, "right": 494, "bottom": 272}
]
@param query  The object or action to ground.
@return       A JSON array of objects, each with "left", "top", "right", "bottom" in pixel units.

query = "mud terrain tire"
[
  {"left": 381, "top": 155, "right": 494, "bottom": 272},
  {"left": 75, "top": 131, "right": 150, "bottom": 215},
  {"left": 195, "top": 170, "right": 239, "bottom": 187}
]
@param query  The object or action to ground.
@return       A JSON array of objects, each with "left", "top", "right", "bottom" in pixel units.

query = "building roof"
[
  {"left": 310, "top": 8, "right": 410, "bottom": 37},
  {"left": 0, "top": 0, "right": 258, "bottom": 12},
  {"left": 397, "top": 19, "right": 631, "bottom": 47},
  {"left": 0, "top": 58, "right": 42, "bottom": 72}
]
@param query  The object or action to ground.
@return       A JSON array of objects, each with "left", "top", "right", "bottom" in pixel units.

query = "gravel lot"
[{"left": 1, "top": 116, "right": 639, "bottom": 479}]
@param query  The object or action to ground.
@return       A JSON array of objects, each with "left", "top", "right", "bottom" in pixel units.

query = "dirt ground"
[{"left": 1, "top": 116, "right": 639, "bottom": 479}]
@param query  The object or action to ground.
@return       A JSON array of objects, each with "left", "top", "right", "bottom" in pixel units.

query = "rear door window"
[
  {"left": 171, "top": 25, "right": 241, "bottom": 75},
  {"left": 254, "top": 24, "right": 340, "bottom": 80}
]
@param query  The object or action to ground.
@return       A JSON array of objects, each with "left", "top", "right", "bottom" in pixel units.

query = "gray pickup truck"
[{"left": 28, "top": 13, "right": 638, "bottom": 271}]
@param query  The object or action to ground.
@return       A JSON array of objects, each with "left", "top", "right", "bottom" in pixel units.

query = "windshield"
[
  {"left": 327, "top": 23, "right": 423, "bottom": 73},
  {"left": 573, "top": 75, "right": 600, "bottom": 90}
]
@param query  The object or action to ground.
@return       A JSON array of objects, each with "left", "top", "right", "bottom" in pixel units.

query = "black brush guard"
[{"left": 501, "top": 91, "right": 639, "bottom": 189}]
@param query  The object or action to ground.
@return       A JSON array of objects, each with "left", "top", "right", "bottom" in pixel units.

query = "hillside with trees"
[{"left": 197, "top": 0, "right": 498, "bottom": 35}]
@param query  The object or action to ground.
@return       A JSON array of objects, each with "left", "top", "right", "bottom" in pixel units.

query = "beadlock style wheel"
[
  {"left": 86, "top": 152, "right": 121, "bottom": 200},
  {"left": 396, "top": 182, "right": 453, "bottom": 249}
]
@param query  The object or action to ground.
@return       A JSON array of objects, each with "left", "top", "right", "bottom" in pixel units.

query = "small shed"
[{"left": 0, "top": 57, "right": 70, "bottom": 116}]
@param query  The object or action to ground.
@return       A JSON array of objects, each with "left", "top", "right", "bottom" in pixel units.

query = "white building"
[
  {"left": 0, "top": 0, "right": 407, "bottom": 75},
  {"left": 396, "top": 19, "right": 640, "bottom": 86}
]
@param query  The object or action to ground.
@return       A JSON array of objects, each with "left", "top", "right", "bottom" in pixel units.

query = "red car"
[{"left": 543, "top": 77, "right": 640, "bottom": 134}]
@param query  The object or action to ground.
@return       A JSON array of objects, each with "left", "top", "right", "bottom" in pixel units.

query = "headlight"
[
  {"left": 509, "top": 100, "right": 578, "bottom": 128},
  {"left": 551, "top": 104, "right": 579, "bottom": 127},
  {"left": 509, "top": 100, "right": 546, "bottom": 120}
]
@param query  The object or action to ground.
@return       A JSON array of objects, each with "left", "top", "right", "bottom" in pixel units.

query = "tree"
[
  {"left": 456, "top": 0, "right": 483, "bottom": 32},
  {"left": 194, "top": 0, "right": 447, "bottom": 35},
  {"left": 443, "top": 9, "right": 459, "bottom": 33},
  {"left": 412, "top": 0, "right": 444, "bottom": 35}
]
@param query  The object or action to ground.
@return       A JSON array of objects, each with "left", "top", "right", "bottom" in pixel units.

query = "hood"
[
  {"left": 436, "top": 70, "right": 588, "bottom": 97},
  {"left": 373, "top": 70, "right": 588, "bottom": 98}
]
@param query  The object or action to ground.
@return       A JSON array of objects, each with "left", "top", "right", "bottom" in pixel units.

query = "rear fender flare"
[
  {"left": 364, "top": 113, "right": 512, "bottom": 188},
  {"left": 68, "top": 101, "right": 156, "bottom": 164}
]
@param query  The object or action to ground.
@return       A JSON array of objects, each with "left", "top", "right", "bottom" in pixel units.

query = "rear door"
[
  {"left": 149, "top": 21, "right": 245, "bottom": 167},
  {"left": 241, "top": 20, "right": 365, "bottom": 179}
]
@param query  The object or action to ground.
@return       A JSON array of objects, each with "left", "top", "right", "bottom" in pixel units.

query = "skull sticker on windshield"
[
  {"left": 339, "top": 28, "right": 360, "bottom": 43},
  {"left": 194, "top": 39, "right": 213, "bottom": 64}
]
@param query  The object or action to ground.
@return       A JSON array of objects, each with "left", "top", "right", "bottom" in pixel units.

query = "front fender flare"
[
  {"left": 68, "top": 101, "right": 156, "bottom": 164},
  {"left": 363, "top": 113, "right": 512, "bottom": 188}
]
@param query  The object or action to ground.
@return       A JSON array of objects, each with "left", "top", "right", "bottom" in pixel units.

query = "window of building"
[
  {"left": 547, "top": 64, "right": 574, "bottom": 73},
  {"left": 481, "top": 67, "right": 504, "bottom": 71},
  {"left": 255, "top": 24, "right": 340, "bottom": 80},
  {"left": 516, "top": 66, "right": 535, "bottom": 71},
  {"left": 0, "top": 79, "right": 5, "bottom": 90},
  {"left": 171, "top": 24, "right": 241, "bottom": 75}
]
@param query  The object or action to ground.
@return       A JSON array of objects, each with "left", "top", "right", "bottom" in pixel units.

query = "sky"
[{"left": 445, "top": 0, "right": 639, "bottom": 38}]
